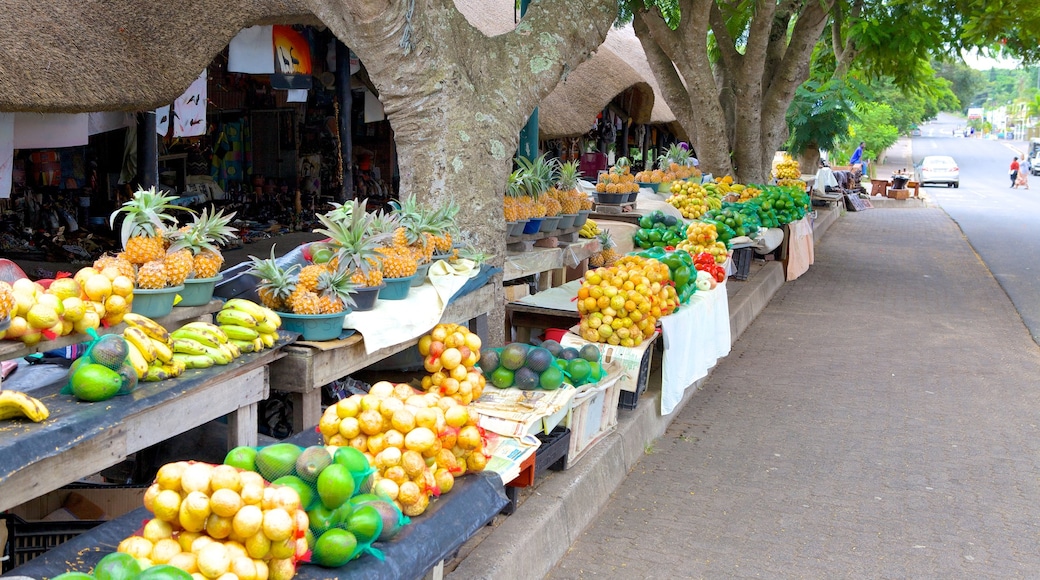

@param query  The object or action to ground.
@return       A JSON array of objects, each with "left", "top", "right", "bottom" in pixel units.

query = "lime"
[
  {"left": 224, "top": 446, "right": 257, "bottom": 472},
  {"left": 346, "top": 504, "right": 382, "bottom": 544},
  {"left": 316, "top": 463, "right": 354, "bottom": 509},
  {"left": 136, "top": 564, "right": 193, "bottom": 580},
  {"left": 312, "top": 528, "right": 358, "bottom": 568},
  {"left": 70, "top": 363, "right": 122, "bottom": 402},
  {"left": 94, "top": 551, "right": 142, "bottom": 580},
  {"left": 567, "top": 359, "right": 591, "bottom": 385},
  {"left": 539, "top": 366, "right": 565, "bottom": 390},
  {"left": 490, "top": 366, "right": 514, "bottom": 389}
]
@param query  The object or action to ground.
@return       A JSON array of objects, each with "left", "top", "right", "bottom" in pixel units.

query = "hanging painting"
[{"left": 271, "top": 26, "right": 312, "bottom": 90}]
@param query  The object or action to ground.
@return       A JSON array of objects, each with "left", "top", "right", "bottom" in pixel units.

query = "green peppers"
[{"left": 635, "top": 247, "right": 697, "bottom": 304}]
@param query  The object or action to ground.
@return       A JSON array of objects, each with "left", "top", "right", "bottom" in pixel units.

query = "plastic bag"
[{"left": 61, "top": 331, "right": 139, "bottom": 400}]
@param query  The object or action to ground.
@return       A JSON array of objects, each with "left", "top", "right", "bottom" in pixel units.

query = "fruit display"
[
  {"left": 417, "top": 323, "right": 486, "bottom": 405},
  {"left": 51, "top": 554, "right": 193, "bottom": 580},
  {"left": 666, "top": 179, "right": 719, "bottom": 219},
  {"left": 247, "top": 247, "right": 358, "bottom": 316},
  {"left": 109, "top": 186, "right": 192, "bottom": 290},
  {"left": 578, "top": 219, "right": 600, "bottom": 239},
  {"left": 702, "top": 205, "right": 760, "bottom": 241},
  {"left": 575, "top": 256, "right": 679, "bottom": 346},
  {"left": 505, "top": 154, "right": 557, "bottom": 221},
  {"left": 115, "top": 459, "right": 306, "bottom": 580},
  {"left": 0, "top": 389, "right": 50, "bottom": 422},
  {"left": 165, "top": 208, "right": 239, "bottom": 282},
  {"left": 635, "top": 144, "right": 702, "bottom": 184},
  {"left": 312, "top": 199, "right": 389, "bottom": 289},
  {"left": 676, "top": 222, "right": 728, "bottom": 264},
  {"left": 479, "top": 340, "right": 603, "bottom": 390},
  {"left": 634, "top": 247, "right": 697, "bottom": 303},
  {"left": 745, "top": 184, "right": 811, "bottom": 227},
  {"left": 735, "top": 185, "right": 763, "bottom": 202},
  {"left": 223, "top": 442, "right": 407, "bottom": 568},
  {"left": 693, "top": 252, "right": 727, "bottom": 284},
  {"left": 633, "top": 210, "right": 686, "bottom": 250},
  {"left": 595, "top": 158, "right": 639, "bottom": 195},
  {"left": 370, "top": 210, "right": 419, "bottom": 280},
  {"left": 549, "top": 160, "right": 591, "bottom": 215},
  {"left": 64, "top": 333, "right": 146, "bottom": 400},
  {"left": 122, "top": 312, "right": 185, "bottom": 382},
  {"left": 215, "top": 299, "right": 283, "bottom": 355},
  {"left": 773, "top": 153, "right": 802, "bottom": 180},
  {"left": 588, "top": 231, "right": 620, "bottom": 268},
  {"left": 317, "top": 381, "right": 488, "bottom": 517},
  {"left": 170, "top": 321, "right": 245, "bottom": 370},
  {"left": 0, "top": 270, "right": 134, "bottom": 345}
]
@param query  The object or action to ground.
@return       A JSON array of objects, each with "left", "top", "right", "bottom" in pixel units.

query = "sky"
[{"left": 962, "top": 49, "right": 1021, "bottom": 70}]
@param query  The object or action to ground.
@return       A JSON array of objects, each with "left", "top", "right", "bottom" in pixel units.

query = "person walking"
[
  {"left": 1016, "top": 158, "right": 1030, "bottom": 189},
  {"left": 850, "top": 142, "right": 866, "bottom": 177},
  {"left": 1010, "top": 157, "right": 1020, "bottom": 188}
]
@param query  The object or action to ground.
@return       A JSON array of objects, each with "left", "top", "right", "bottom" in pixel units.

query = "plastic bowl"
[
  {"left": 508, "top": 220, "right": 527, "bottom": 237},
  {"left": 351, "top": 284, "right": 384, "bottom": 311},
  {"left": 539, "top": 216, "right": 562, "bottom": 232},
  {"left": 177, "top": 275, "right": 223, "bottom": 307},
  {"left": 523, "top": 219, "right": 543, "bottom": 234},
  {"left": 573, "top": 210, "right": 592, "bottom": 227},
  {"left": 131, "top": 285, "right": 184, "bottom": 319},
  {"left": 279, "top": 311, "right": 348, "bottom": 341},
  {"left": 411, "top": 262, "right": 432, "bottom": 287},
  {"left": 379, "top": 274, "right": 418, "bottom": 300},
  {"left": 596, "top": 192, "right": 628, "bottom": 204},
  {"left": 556, "top": 214, "right": 578, "bottom": 230}
]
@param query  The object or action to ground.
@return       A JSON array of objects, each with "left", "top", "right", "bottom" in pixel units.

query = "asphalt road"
[{"left": 911, "top": 114, "right": 1040, "bottom": 344}]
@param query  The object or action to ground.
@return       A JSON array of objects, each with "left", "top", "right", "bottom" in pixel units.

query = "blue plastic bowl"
[
  {"left": 279, "top": 311, "right": 348, "bottom": 341},
  {"left": 379, "top": 274, "right": 418, "bottom": 300},
  {"left": 177, "top": 275, "right": 223, "bottom": 307},
  {"left": 523, "top": 219, "right": 543, "bottom": 234}
]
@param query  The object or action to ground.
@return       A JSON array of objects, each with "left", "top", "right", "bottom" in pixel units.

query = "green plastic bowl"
[
  {"left": 279, "top": 311, "right": 348, "bottom": 341},
  {"left": 379, "top": 274, "right": 418, "bottom": 300},
  {"left": 131, "top": 285, "right": 184, "bottom": 319},
  {"left": 177, "top": 275, "right": 223, "bottom": 307}
]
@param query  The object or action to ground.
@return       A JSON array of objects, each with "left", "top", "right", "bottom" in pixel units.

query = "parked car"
[{"left": 914, "top": 155, "right": 960, "bottom": 188}]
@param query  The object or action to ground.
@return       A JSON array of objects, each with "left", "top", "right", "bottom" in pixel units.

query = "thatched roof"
[
  {"left": 0, "top": 0, "right": 317, "bottom": 113},
  {"left": 602, "top": 25, "right": 677, "bottom": 126}
]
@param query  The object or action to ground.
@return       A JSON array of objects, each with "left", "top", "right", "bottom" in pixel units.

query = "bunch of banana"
[
  {"left": 215, "top": 299, "right": 281, "bottom": 355},
  {"left": 0, "top": 390, "right": 50, "bottom": 422},
  {"left": 579, "top": 219, "right": 601, "bottom": 239},
  {"left": 122, "top": 313, "right": 184, "bottom": 382},
  {"left": 170, "top": 321, "right": 242, "bottom": 370}
]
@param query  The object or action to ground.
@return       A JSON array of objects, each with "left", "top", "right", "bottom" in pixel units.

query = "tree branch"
[{"left": 708, "top": 2, "right": 740, "bottom": 72}]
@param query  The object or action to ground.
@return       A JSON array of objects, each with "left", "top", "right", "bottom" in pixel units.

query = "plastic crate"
[
  {"left": 1, "top": 514, "right": 101, "bottom": 572},
  {"left": 618, "top": 342, "right": 654, "bottom": 410},
  {"left": 730, "top": 246, "right": 754, "bottom": 281},
  {"left": 501, "top": 428, "right": 571, "bottom": 515},
  {"left": 564, "top": 370, "right": 622, "bottom": 469}
]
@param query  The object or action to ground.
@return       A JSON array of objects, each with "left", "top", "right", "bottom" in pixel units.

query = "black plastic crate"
[
  {"left": 617, "top": 342, "right": 654, "bottom": 410},
  {"left": 1, "top": 514, "right": 101, "bottom": 572},
  {"left": 501, "top": 428, "right": 572, "bottom": 515},
  {"left": 731, "top": 246, "right": 754, "bottom": 281}
]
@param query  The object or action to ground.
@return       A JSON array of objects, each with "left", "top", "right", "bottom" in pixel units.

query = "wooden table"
[
  {"left": 504, "top": 238, "right": 599, "bottom": 291},
  {"left": 270, "top": 284, "right": 496, "bottom": 432},
  {"left": 0, "top": 339, "right": 286, "bottom": 513}
]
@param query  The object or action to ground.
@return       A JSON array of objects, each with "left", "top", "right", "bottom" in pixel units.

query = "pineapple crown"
[
  {"left": 315, "top": 264, "right": 358, "bottom": 310},
  {"left": 557, "top": 160, "right": 582, "bottom": 191},
  {"left": 507, "top": 168, "right": 526, "bottom": 198},
  {"left": 369, "top": 208, "right": 403, "bottom": 237},
  {"left": 455, "top": 244, "right": 493, "bottom": 266},
  {"left": 429, "top": 197, "right": 461, "bottom": 238},
  {"left": 315, "top": 199, "right": 390, "bottom": 274},
  {"left": 246, "top": 245, "right": 299, "bottom": 302},
  {"left": 388, "top": 195, "right": 427, "bottom": 244},
  {"left": 597, "top": 229, "right": 615, "bottom": 250},
  {"left": 658, "top": 144, "right": 690, "bottom": 170},
  {"left": 110, "top": 186, "right": 189, "bottom": 248},
  {"left": 168, "top": 208, "right": 238, "bottom": 255},
  {"left": 516, "top": 154, "right": 557, "bottom": 199}
]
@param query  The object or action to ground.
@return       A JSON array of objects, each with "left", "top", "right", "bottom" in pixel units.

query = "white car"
[{"left": 915, "top": 155, "right": 960, "bottom": 188}]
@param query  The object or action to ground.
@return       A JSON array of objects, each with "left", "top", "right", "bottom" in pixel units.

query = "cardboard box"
[
  {"left": 504, "top": 283, "right": 530, "bottom": 302},
  {"left": 888, "top": 188, "right": 910, "bottom": 200}
]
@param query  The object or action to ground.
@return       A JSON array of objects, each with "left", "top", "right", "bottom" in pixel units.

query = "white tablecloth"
[
  {"left": 659, "top": 282, "right": 731, "bottom": 415},
  {"left": 785, "top": 216, "right": 815, "bottom": 281}
]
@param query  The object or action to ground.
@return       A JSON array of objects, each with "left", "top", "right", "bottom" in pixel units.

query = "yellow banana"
[
  {"left": 256, "top": 318, "right": 278, "bottom": 335},
  {"left": 231, "top": 338, "right": 256, "bottom": 353},
  {"left": 122, "top": 313, "right": 171, "bottom": 344},
  {"left": 218, "top": 342, "right": 237, "bottom": 361},
  {"left": 172, "top": 338, "right": 209, "bottom": 356},
  {"left": 224, "top": 299, "right": 269, "bottom": 322},
  {"left": 200, "top": 344, "right": 230, "bottom": 365},
  {"left": 171, "top": 329, "right": 221, "bottom": 349},
  {"left": 125, "top": 342, "right": 150, "bottom": 378},
  {"left": 123, "top": 328, "right": 158, "bottom": 363},
  {"left": 221, "top": 324, "right": 259, "bottom": 341},
  {"left": 259, "top": 333, "right": 277, "bottom": 348},
  {"left": 143, "top": 363, "right": 172, "bottom": 382},
  {"left": 253, "top": 337, "right": 265, "bottom": 352},
  {"left": 150, "top": 337, "right": 173, "bottom": 363},
  {"left": 260, "top": 307, "right": 281, "bottom": 329},
  {"left": 173, "top": 353, "right": 216, "bottom": 369},
  {"left": 0, "top": 391, "right": 50, "bottom": 422},
  {"left": 182, "top": 322, "right": 228, "bottom": 343},
  {"left": 168, "top": 358, "right": 187, "bottom": 375},
  {"left": 217, "top": 309, "right": 259, "bottom": 329}
]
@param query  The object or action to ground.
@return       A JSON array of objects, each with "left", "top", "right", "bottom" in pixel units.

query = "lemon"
[
  {"left": 267, "top": 537, "right": 295, "bottom": 560},
  {"left": 239, "top": 481, "right": 264, "bottom": 506},
  {"left": 318, "top": 412, "right": 341, "bottom": 439},
  {"left": 168, "top": 552, "right": 199, "bottom": 574},
  {"left": 190, "top": 535, "right": 215, "bottom": 554},
  {"left": 266, "top": 558, "right": 295, "bottom": 580},
  {"left": 177, "top": 531, "right": 202, "bottom": 553},
  {"left": 383, "top": 466, "right": 408, "bottom": 485},
  {"left": 205, "top": 513, "right": 233, "bottom": 539},
  {"left": 390, "top": 409, "right": 416, "bottom": 433},
  {"left": 404, "top": 427, "right": 436, "bottom": 454},
  {"left": 143, "top": 484, "right": 163, "bottom": 513},
  {"left": 444, "top": 406, "right": 469, "bottom": 429},
  {"left": 229, "top": 556, "right": 257, "bottom": 580},
  {"left": 379, "top": 397, "right": 404, "bottom": 419},
  {"left": 232, "top": 504, "right": 263, "bottom": 538},
  {"left": 142, "top": 517, "right": 174, "bottom": 543},
  {"left": 156, "top": 461, "right": 189, "bottom": 492},
  {"left": 150, "top": 538, "right": 182, "bottom": 564},
  {"left": 434, "top": 468, "right": 455, "bottom": 494},
  {"left": 253, "top": 561, "right": 269, "bottom": 580},
  {"left": 262, "top": 508, "right": 294, "bottom": 542},
  {"left": 118, "top": 536, "right": 155, "bottom": 559},
  {"left": 337, "top": 417, "right": 361, "bottom": 439},
  {"left": 383, "top": 429, "right": 405, "bottom": 450},
  {"left": 397, "top": 480, "right": 421, "bottom": 506},
  {"left": 152, "top": 489, "right": 182, "bottom": 522},
  {"left": 222, "top": 541, "right": 247, "bottom": 561},
  {"left": 180, "top": 463, "right": 214, "bottom": 495},
  {"left": 244, "top": 531, "right": 271, "bottom": 560},
  {"left": 210, "top": 488, "right": 244, "bottom": 518},
  {"left": 335, "top": 397, "right": 360, "bottom": 419},
  {"left": 400, "top": 450, "right": 426, "bottom": 479},
  {"left": 209, "top": 465, "right": 243, "bottom": 493},
  {"left": 374, "top": 478, "right": 400, "bottom": 501},
  {"left": 196, "top": 542, "right": 230, "bottom": 579}
]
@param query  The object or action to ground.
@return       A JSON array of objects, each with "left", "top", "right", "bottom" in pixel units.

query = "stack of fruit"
[
  {"left": 736, "top": 185, "right": 763, "bottom": 202},
  {"left": 247, "top": 247, "right": 358, "bottom": 316},
  {"left": 506, "top": 154, "right": 557, "bottom": 223},
  {"left": 694, "top": 252, "right": 727, "bottom": 284},
  {"left": 215, "top": 299, "right": 282, "bottom": 354},
  {"left": 116, "top": 460, "right": 305, "bottom": 580},
  {"left": 309, "top": 199, "right": 388, "bottom": 291},
  {"left": 67, "top": 333, "right": 145, "bottom": 401},
  {"left": 121, "top": 313, "right": 185, "bottom": 382},
  {"left": 170, "top": 322, "right": 245, "bottom": 370},
  {"left": 51, "top": 552, "right": 194, "bottom": 580},
  {"left": 633, "top": 210, "right": 686, "bottom": 250},
  {"left": 479, "top": 340, "right": 604, "bottom": 390},
  {"left": 109, "top": 187, "right": 192, "bottom": 290},
  {"left": 317, "top": 381, "right": 487, "bottom": 517},
  {"left": 594, "top": 158, "right": 639, "bottom": 196},
  {"left": 703, "top": 205, "right": 761, "bottom": 241},
  {"left": 370, "top": 210, "right": 419, "bottom": 282},
  {"left": 417, "top": 323, "right": 487, "bottom": 405},
  {"left": 676, "top": 222, "right": 728, "bottom": 264},
  {"left": 575, "top": 256, "right": 679, "bottom": 346},
  {"left": 746, "top": 184, "right": 811, "bottom": 226},
  {"left": 666, "top": 180, "right": 717, "bottom": 219},
  {"left": 578, "top": 219, "right": 601, "bottom": 239},
  {"left": 165, "top": 208, "right": 239, "bottom": 282},
  {"left": 634, "top": 247, "right": 697, "bottom": 304},
  {"left": 588, "top": 231, "right": 619, "bottom": 268},
  {"left": 548, "top": 160, "right": 589, "bottom": 217},
  {"left": 223, "top": 443, "right": 405, "bottom": 568},
  {"left": 0, "top": 269, "right": 134, "bottom": 345},
  {"left": 637, "top": 144, "right": 702, "bottom": 184},
  {"left": 773, "top": 154, "right": 806, "bottom": 190}
]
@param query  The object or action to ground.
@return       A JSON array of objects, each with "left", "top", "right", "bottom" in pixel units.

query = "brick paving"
[{"left": 547, "top": 208, "right": 1040, "bottom": 579}]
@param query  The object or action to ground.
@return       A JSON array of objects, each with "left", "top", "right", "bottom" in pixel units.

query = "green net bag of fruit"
[{"left": 62, "top": 331, "right": 138, "bottom": 400}]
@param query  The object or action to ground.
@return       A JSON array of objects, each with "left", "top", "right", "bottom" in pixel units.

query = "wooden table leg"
[
  {"left": 229, "top": 403, "right": 259, "bottom": 447},
  {"left": 288, "top": 390, "right": 323, "bottom": 434}
]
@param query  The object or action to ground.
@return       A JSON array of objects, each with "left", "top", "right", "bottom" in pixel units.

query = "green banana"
[
  {"left": 181, "top": 322, "right": 228, "bottom": 344},
  {"left": 171, "top": 328, "right": 221, "bottom": 349},
  {"left": 221, "top": 324, "right": 259, "bottom": 341},
  {"left": 200, "top": 344, "right": 231, "bottom": 365},
  {"left": 173, "top": 352, "right": 216, "bottom": 369},
  {"left": 172, "top": 338, "right": 209, "bottom": 356},
  {"left": 231, "top": 338, "right": 256, "bottom": 353},
  {"left": 217, "top": 309, "right": 259, "bottom": 329}
]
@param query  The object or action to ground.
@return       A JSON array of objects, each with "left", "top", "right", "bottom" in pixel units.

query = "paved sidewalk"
[{"left": 547, "top": 208, "right": 1040, "bottom": 578}]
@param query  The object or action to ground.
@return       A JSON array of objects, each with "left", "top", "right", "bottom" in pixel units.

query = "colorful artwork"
[{"left": 273, "top": 26, "right": 311, "bottom": 75}]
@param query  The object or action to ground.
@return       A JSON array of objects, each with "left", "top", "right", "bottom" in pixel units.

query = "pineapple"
[
  {"left": 389, "top": 195, "right": 431, "bottom": 262},
  {"left": 314, "top": 200, "right": 391, "bottom": 288},
  {"left": 164, "top": 249, "right": 193, "bottom": 286},
  {"left": 167, "top": 208, "right": 238, "bottom": 280},
  {"left": 314, "top": 265, "right": 358, "bottom": 314},
  {"left": 298, "top": 264, "right": 329, "bottom": 292},
  {"left": 246, "top": 246, "right": 300, "bottom": 311},
  {"left": 0, "top": 280, "right": 13, "bottom": 319},
  {"left": 94, "top": 254, "right": 136, "bottom": 279},
  {"left": 111, "top": 186, "right": 186, "bottom": 266},
  {"left": 597, "top": 231, "right": 619, "bottom": 267},
  {"left": 137, "top": 260, "right": 168, "bottom": 289},
  {"left": 428, "top": 198, "right": 460, "bottom": 254},
  {"left": 556, "top": 160, "right": 584, "bottom": 214},
  {"left": 504, "top": 168, "right": 526, "bottom": 222},
  {"left": 375, "top": 246, "right": 418, "bottom": 279},
  {"left": 288, "top": 287, "right": 322, "bottom": 315}
]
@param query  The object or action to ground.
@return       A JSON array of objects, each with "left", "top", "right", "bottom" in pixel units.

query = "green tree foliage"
[
  {"left": 934, "top": 60, "right": 986, "bottom": 110},
  {"left": 846, "top": 102, "right": 900, "bottom": 164}
]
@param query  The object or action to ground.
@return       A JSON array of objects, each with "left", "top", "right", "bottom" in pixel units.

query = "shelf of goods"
[
  {"left": 0, "top": 299, "right": 223, "bottom": 363},
  {"left": 504, "top": 237, "right": 600, "bottom": 291},
  {"left": 269, "top": 282, "right": 496, "bottom": 432},
  {"left": 0, "top": 333, "right": 293, "bottom": 513}
]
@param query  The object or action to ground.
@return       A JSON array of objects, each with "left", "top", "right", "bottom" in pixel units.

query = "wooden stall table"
[
  {"left": 270, "top": 284, "right": 495, "bottom": 433},
  {"left": 0, "top": 335, "right": 290, "bottom": 513},
  {"left": 504, "top": 237, "right": 600, "bottom": 293}
]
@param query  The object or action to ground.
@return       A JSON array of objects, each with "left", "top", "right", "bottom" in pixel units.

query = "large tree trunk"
[{"left": 633, "top": 0, "right": 834, "bottom": 183}]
